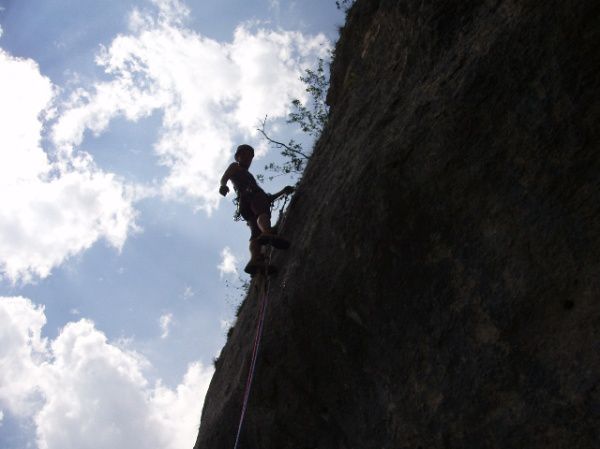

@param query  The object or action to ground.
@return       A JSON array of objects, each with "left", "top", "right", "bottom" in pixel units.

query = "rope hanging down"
[
  {"left": 233, "top": 278, "right": 270, "bottom": 449},
  {"left": 232, "top": 195, "right": 290, "bottom": 449}
]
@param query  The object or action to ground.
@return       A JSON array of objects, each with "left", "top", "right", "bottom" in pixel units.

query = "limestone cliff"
[{"left": 194, "top": 1, "right": 600, "bottom": 447}]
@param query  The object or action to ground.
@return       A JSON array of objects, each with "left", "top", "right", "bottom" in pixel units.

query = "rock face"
[{"left": 194, "top": 1, "right": 600, "bottom": 448}]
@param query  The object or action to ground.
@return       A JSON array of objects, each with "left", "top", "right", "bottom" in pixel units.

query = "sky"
[{"left": 0, "top": 1, "right": 344, "bottom": 448}]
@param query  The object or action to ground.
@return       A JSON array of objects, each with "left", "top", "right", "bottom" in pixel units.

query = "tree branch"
[{"left": 256, "top": 117, "right": 311, "bottom": 160}]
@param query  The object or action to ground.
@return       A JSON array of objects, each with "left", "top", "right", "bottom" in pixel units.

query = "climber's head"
[{"left": 235, "top": 144, "right": 254, "bottom": 168}]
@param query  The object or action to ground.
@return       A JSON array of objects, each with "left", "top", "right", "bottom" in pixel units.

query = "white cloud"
[
  {"left": 0, "top": 49, "right": 54, "bottom": 182},
  {"left": 0, "top": 409, "right": 3, "bottom": 425},
  {"left": 52, "top": 0, "right": 330, "bottom": 212},
  {"left": 159, "top": 313, "right": 173, "bottom": 339},
  {"left": 150, "top": 361, "right": 212, "bottom": 449},
  {"left": 0, "top": 296, "right": 213, "bottom": 449},
  {"left": 218, "top": 246, "right": 238, "bottom": 277},
  {"left": 182, "top": 286, "right": 194, "bottom": 300},
  {"left": 0, "top": 297, "right": 47, "bottom": 416},
  {"left": 152, "top": 0, "right": 190, "bottom": 24},
  {"left": 0, "top": 48, "right": 138, "bottom": 283}
]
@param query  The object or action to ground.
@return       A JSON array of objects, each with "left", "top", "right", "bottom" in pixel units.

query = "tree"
[
  {"left": 336, "top": 0, "right": 355, "bottom": 11},
  {"left": 257, "top": 58, "right": 329, "bottom": 182}
]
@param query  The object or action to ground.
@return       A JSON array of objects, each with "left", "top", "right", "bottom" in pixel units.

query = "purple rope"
[
  {"left": 233, "top": 192, "right": 290, "bottom": 449},
  {"left": 233, "top": 279, "right": 270, "bottom": 449}
]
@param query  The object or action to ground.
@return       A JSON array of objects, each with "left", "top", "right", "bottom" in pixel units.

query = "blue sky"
[{"left": 0, "top": 1, "right": 343, "bottom": 447}]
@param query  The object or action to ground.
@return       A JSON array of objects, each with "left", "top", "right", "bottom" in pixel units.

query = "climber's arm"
[
  {"left": 269, "top": 185, "right": 295, "bottom": 201},
  {"left": 219, "top": 163, "right": 237, "bottom": 196}
]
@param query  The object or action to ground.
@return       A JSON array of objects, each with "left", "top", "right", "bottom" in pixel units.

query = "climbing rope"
[
  {"left": 232, "top": 193, "right": 291, "bottom": 449},
  {"left": 232, "top": 278, "right": 270, "bottom": 449}
]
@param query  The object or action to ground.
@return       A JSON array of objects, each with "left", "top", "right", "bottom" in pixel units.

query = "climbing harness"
[{"left": 232, "top": 194, "right": 291, "bottom": 449}]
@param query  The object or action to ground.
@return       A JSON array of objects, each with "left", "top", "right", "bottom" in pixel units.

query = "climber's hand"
[
  {"left": 283, "top": 185, "right": 295, "bottom": 195},
  {"left": 219, "top": 185, "right": 229, "bottom": 196}
]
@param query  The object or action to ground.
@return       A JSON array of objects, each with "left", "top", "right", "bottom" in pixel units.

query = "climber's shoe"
[
  {"left": 257, "top": 233, "right": 290, "bottom": 250},
  {"left": 244, "top": 259, "right": 278, "bottom": 277}
]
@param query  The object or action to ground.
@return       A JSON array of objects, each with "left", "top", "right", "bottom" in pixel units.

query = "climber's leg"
[
  {"left": 244, "top": 238, "right": 268, "bottom": 275},
  {"left": 257, "top": 216, "right": 290, "bottom": 249},
  {"left": 251, "top": 192, "right": 290, "bottom": 249},
  {"left": 249, "top": 238, "right": 263, "bottom": 262},
  {"left": 257, "top": 213, "right": 275, "bottom": 234}
]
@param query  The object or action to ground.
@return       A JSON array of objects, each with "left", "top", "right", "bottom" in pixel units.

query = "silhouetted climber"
[{"left": 219, "top": 144, "right": 294, "bottom": 275}]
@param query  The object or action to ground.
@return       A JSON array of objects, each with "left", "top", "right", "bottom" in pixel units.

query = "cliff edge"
[{"left": 194, "top": 1, "right": 600, "bottom": 447}]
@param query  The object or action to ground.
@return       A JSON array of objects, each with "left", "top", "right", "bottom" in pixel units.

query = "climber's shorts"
[{"left": 239, "top": 191, "right": 271, "bottom": 240}]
